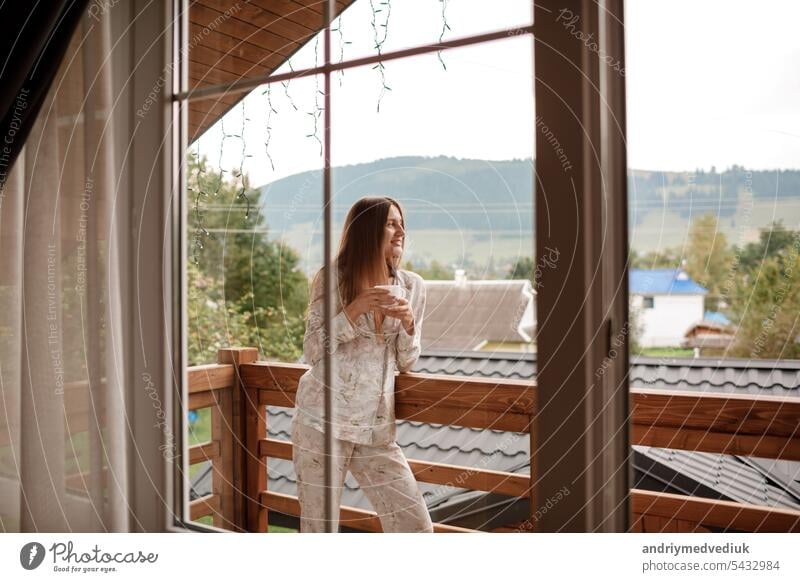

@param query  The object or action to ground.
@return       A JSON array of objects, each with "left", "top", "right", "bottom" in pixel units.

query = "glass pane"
[
  {"left": 188, "top": 1, "right": 533, "bottom": 94},
  {"left": 330, "top": 35, "right": 534, "bottom": 284},
  {"left": 328, "top": 0, "right": 533, "bottom": 63},
  {"left": 326, "top": 34, "right": 535, "bottom": 529},
  {"left": 625, "top": 0, "right": 800, "bottom": 526},
  {"left": 625, "top": 0, "right": 800, "bottom": 361},
  {"left": 187, "top": 75, "right": 322, "bottom": 367},
  {"left": 184, "top": 20, "right": 536, "bottom": 534}
]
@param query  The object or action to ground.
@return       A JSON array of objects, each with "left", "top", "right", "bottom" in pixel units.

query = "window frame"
[{"left": 170, "top": 0, "right": 630, "bottom": 532}]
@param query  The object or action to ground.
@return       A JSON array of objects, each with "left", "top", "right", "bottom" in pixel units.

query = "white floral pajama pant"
[{"left": 291, "top": 421, "right": 434, "bottom": 533}]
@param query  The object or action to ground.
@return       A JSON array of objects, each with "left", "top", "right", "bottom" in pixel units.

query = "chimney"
[{"left": 454, "top": 268, "right": 467, "bottom": 285}]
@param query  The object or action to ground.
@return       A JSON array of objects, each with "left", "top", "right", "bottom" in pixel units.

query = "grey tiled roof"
[
  {"left": 191, "top": 350, "right": 800, "bottom": 530},
  {"left": 422, "top": 280, "right": 535, "bottom": 351},
  {"left": 416, "top": 349, "right": 800, "bottom": 396},
  {"left": 629, "top": 356, "right": 800, "bottom": 396}
]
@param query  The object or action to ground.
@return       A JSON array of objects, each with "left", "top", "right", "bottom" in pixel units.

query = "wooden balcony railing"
[{"left": 187, "top": 348, "right": 800, "bottom": 533}]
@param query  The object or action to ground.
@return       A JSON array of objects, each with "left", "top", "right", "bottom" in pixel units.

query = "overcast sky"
[{"left": 194, "top": 0, "right": 800, "bottom": 186}]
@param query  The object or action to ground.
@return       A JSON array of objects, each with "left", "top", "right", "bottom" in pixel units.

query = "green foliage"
[
  {"left": 737, "top": 220, "right": 797, "bottom": 272},
  {"left": 630, "top": 220, "right": 800, "bottom": 359},
  {"left": 728, "top": 251, "right": 800, "bottom": 359},
  {"left": 404, "top": 259, "right": 455, "bottom": 280},
  {"left": 507, "top": 256, "right": 534, "bottom": 284},
  {"left": 628, "top": 303, "right": 643, "bottom": 355},
  {"left": 187, "top": 156, "right": 307, "bottom": 365},
  {"left": 684, "top": 213, "right": 732, "bottom": 311}
]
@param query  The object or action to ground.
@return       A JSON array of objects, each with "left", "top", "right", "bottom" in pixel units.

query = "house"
[
  {"left": 630, "top": 269, "right": 708, "bottom": 347},
  {"left": 683, "top": 311, "right": 735, "bottom": 356},
  {"left": 422, "top": 269, "right": 535, "bottom": 351}
]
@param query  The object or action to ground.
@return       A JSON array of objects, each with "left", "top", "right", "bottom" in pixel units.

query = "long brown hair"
[{"left": 309, "top": 196, "right": 405, "bottom": 338}]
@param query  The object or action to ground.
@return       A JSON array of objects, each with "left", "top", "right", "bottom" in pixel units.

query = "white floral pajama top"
[{"left": 292, "top": 267, "right": 426, "bottom": 445}]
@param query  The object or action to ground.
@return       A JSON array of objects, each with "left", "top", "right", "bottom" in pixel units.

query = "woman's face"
[{"left": 383, "top": 204, "right": 405, "bottom": 261}]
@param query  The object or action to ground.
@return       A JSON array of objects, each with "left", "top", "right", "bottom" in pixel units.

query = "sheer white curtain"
[{"left": 0, "top": 8, "right": 130, "bottom": 532}]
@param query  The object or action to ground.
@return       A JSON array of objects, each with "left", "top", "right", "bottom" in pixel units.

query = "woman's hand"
[
  {"left": 343, "top": 288, "right": 396, "bottom": 322},
  {"left": 381, "top": 296, "right": 415, "bottom": 334}
]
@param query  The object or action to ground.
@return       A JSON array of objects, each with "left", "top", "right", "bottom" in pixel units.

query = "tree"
[
  {"left": 187, "top": 261, "right": 305, "bottom": 366},
  {"left": 186, "top": 155, "right": 308, "bottom": 364},
  {"left": 507, "top": 256, "right": 534, "bottom": 284},
  {"left": 728, "top": 253, "right": 800, "bottom": 359},
  {"left": 737, "top": 220, "right": 797, "bottom": 273},
  {"left": 410, "top": 259, "right": 454, "bottom": 280},
  {"left": 189, "top": 154, "right": 308, "bottom": 310},
  {"left": 684, "top": 213, "right": 732, "bottom": 311},
  {"left": 628, "top": 303, "right": 643, "bottom": 356}
]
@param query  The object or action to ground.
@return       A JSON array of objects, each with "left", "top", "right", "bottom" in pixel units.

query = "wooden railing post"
[
  {"left": 209, "top": 400, "right": 225, "bottom": 529},
  {"left": 217, "top": 347, "right": 260, "bottom": 532}
]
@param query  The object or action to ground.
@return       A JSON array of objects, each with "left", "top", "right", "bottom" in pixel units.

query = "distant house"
[
  {"left": 630, "top": 269, "right": 707, "bottom": 348},
  {"left": 421, "top": 269, "right": 535, "bottom": 351},
  {"left": 683, "top": 311, "right": 735, "bottom": 356}
]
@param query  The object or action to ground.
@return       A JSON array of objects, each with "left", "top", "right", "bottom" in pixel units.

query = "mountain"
[
  {"left": 252, "top": 156, "right": 800, "bottom": 273},
  {"left": 258, "top": 156, "right": 534, "bottom": 233}
]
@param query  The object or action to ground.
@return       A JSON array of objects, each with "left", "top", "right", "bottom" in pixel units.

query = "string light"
[
  {"left": 233, "top": 100, "right": 252, "bottom": 219},
  {"left": 263, "top": 84, "right": 277, "bottom": 171},
  {"left": 330, "top": 13, "right": 351, "bottom": 86},
  {"left": 369, "top": 0, "right": 392, "bottom": 112},
  {"left": 438, "top": 0, "right": 450, "bottom": 70},
  {"left": 282, "top": 59, "right": 299, "bottom": 111},
  {"left": 189, "top": 145, "right": 211, "bottom": 265},
  {"left": 189, "top": 0, "right": 458, "bottom": 260},
  {"left": 308, "top": 36, "right": 324, "bottom": 157}
]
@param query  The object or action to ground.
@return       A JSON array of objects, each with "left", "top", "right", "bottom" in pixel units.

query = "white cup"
[{"left": 374, "top": 284, "right": 406, "bottom": 301}]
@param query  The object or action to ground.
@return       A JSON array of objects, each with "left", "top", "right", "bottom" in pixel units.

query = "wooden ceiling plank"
[
  {"left": 248, "top": 0, "right": 322, "bottom": 30},
  {"left": 190, "top": 45, "right": 273, "bottom": 81},
  {"left": 191, "top": 3, "right": 300, "bottom": 60},
  {"left": 187, "top": 0, "right": 355, "bottom": 139},
  {"left": 189, "top": 22, "right": 287, "bottom": 72},
  {"left": 201, "top": 0, "right": 319, "bottom": 42}
]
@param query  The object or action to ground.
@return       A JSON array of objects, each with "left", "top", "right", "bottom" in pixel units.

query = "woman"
[{"left": 291, "top": 196, "right": 433, "bottom": 533}]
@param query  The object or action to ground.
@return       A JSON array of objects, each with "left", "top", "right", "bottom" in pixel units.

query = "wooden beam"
[
  {"left": 632, "top": 425, "right": 800, "bottom": 462},
  {"left": 216, "top": 380, "right": 237, "bottom": 530},
  {"left": 218, "top": 348, "right": 259, "bottom": 530},
  {"left": 395, "top": 373, "right": 535, "bottom": 415},
  {"left": 262, "top": 491, "right": 475, "bottom": 533},
  {"left": 189, "top": 440, "right": 221, "bottom": 465},
  {"left": 188, "top": 389, "right": 217, "bottom": 411},
  {"left": 631, "top": 489, "right": 800, "bottom": 533},
  {"left": 243, "top": 362, "right": 535, "bottom": 430},
  {"left": 188, "top": 364, "right": 234, "bottom": 393},
  {"left": 190, "top": 494, "right": 220, "bottom": 521},
  {"left": 258, "top": 437, "right": 531, "bottom": 497},
  {"left": 631, "top": 389, "right": 800, "bottom": 460}
]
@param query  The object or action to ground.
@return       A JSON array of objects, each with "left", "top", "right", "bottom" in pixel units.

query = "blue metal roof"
[
  {"left": 704, "top": 311, "right": 732, "bottom": 325},
  {"left": 630, "top": 268, "right": 708, "bottom": 295}
]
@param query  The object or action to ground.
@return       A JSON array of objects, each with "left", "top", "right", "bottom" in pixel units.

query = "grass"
[
  {"left": 188, "top": 407, "right": 212, "bottom": 446},
  {"left": 188, "top": 407, "right": 212, "bottom": 480},
  {"left": 187, "top": 407, "right": 299, "bottom": 533},
  {"left": 191, "top": 515, "right": 297, "bottom": 532}
]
